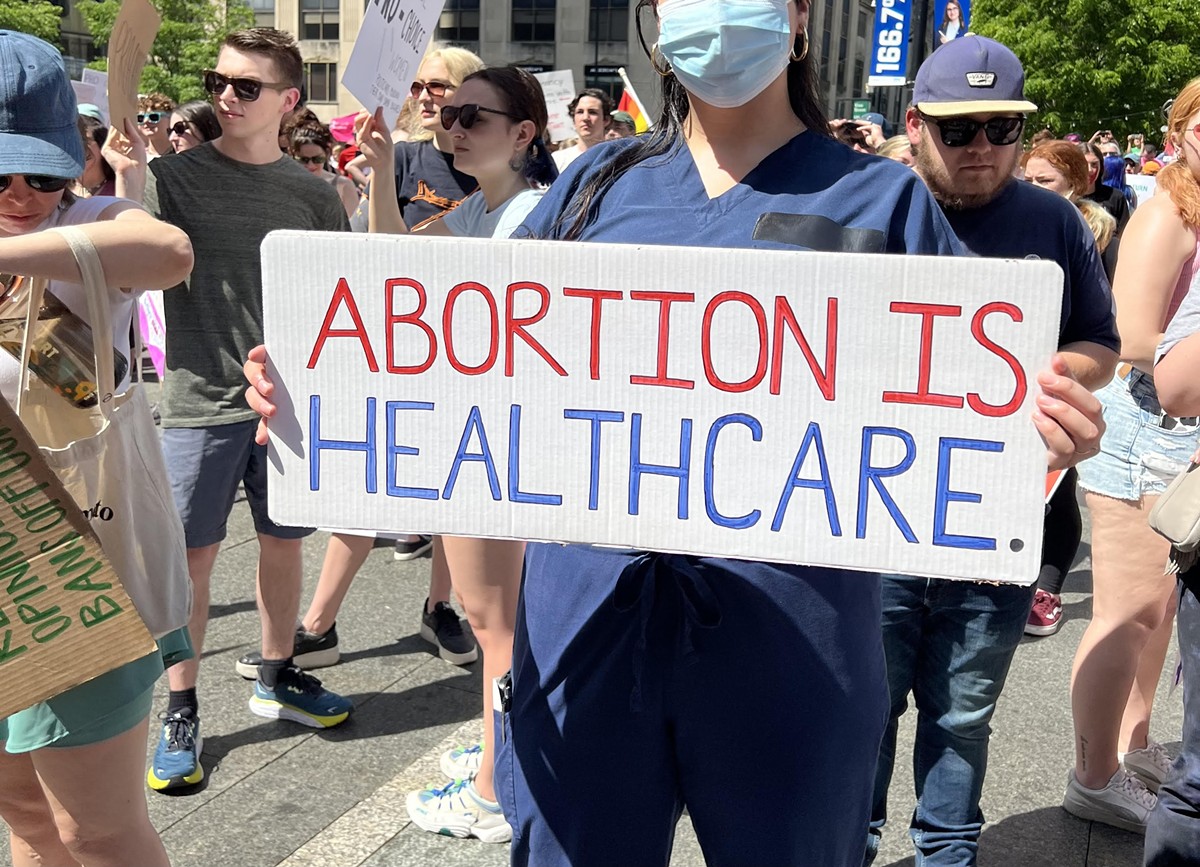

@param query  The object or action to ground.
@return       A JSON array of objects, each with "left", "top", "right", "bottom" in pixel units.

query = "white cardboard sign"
[
  {"left": 342, "top": 0, "right": 445, "bottom": 131},
  {"left": 263, "top": 232, "right": 1063, "bottom": 584},
  {"left": 533, "top": 70, "right": 578, "bottom": 144},
  {"left": 1128, "top": 173, "right": 1157, "bottom": 207},
  {"left": 81, "top": 70, "right": 109, "bottom": 123}
]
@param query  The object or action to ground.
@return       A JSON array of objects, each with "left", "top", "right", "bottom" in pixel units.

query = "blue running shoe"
[
  {"left": 405, "top": 778, "right": 512, "bottom": 843},
  {"left": 147, "top": 708, "right": 203, "bottom": 791},
  {"left": 248, "top": 665, "right": 353, "bottom": 728}
]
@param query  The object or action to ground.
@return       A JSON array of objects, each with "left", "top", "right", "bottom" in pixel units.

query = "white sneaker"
[
  {"left": 440, "top": 742, "right": 485, "bottom": 781},
  {"left": 1120, "top": 739, "right": 1175, "bottom": 793},
  {"left": 405, "top": 778, "right": 512, "bottom": 843},
  {"left": 1063, "top": 768, "right": 1156, "bottom": 834}
]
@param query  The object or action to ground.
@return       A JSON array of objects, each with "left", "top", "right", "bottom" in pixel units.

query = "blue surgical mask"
[{"left": 658, "top": 0, "right": 794, "bottom": 109}]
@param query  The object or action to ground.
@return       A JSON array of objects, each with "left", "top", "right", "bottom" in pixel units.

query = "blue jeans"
[
  {"left": 1145, "top": 584, "right": 1200, "bottom": 865},
  {"left": 865, "top": 576, "right": 1036, "bottom": 867}
]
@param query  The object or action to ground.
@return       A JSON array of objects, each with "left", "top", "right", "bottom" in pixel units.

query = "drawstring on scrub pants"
[{"left": 612, "top": 552, "right": 723, "bottom": 712}]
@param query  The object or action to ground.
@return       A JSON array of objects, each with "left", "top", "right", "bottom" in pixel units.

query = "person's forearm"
[
  {"left": 1155, "top": 334, "right": 1200, "bottom": 416},
  {"left": 1058, "top": 341, "right": 1118, "bottom": 391},
  {"left": 114, "top": 167, "right": 145, "bottom": 204},
  {"left": 0, "top": 215, "right": 192, "bottom": 289},
  {"left": 367, "top": 171, "right": 409, "bottom": 235}
]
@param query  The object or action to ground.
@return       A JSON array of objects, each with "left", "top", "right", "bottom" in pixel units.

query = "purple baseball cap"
[{"left": 913, "top": 36, "right": 1037, "bottom": 118}]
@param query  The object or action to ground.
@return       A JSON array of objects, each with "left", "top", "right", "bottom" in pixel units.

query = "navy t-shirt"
[
  {"left": 517, "top": 133, "right": 962, "bottom": 256},
  {"left": 350, "top": 140, "right": 476, "bottom": 232},
  {"left": 943, "top": 180, "right": 1119, "bottom": 352}
]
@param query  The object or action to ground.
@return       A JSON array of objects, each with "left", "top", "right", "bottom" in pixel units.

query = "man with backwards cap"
[{"left": 865, "top": 36, "right": 1120, "bottom": 865}]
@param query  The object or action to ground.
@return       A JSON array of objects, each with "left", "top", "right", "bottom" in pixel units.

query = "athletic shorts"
[
  {"left": 0, "top": 628, "right": 192, "bottom": 752},
  {"left": 496, "top": 544, "right": 888, "bottom": 867},
  {"left": 1077, "top": 370, "right": 1200, "bottom": 502},
  {"left": 162, "top": 420, "right": 314, "bottom": 548}
]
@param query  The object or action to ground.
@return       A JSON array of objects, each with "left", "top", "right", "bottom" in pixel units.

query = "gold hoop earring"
[
  {"left": 651, "top": 43, "right": 672, "bottom": 77},
  {"left": 790, "top": 29, "right": 809, "bottom": 62}
]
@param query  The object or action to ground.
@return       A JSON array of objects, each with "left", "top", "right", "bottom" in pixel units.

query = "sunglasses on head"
[
  {"left": 294, "top": 154, "right": 326, "bottom": 166},
  {"left": 137, "top": 112, "right": 162, "bottom": 124},
  {"left": 440, "top": 103, "right": 522, "bottom": 131},
  {"left": 203, "top": 70, "right": 291, "bottom": 102},
  {"left": 168, "top": 121, "right": 192, "bottom": 136},
  {"left": 921, "top": 113, "right": 1025, "bottom": 147},
  {"left": 410, "top": 80, "right": 452, "bottom": 99},
  {"left": 0, "top": 174, "right": 73, "bottom": 194}
]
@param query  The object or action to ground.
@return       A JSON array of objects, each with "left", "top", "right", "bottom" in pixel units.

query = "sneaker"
[
  {"left": 405, "top": 778, "right": 512, "bottom": 843},
  {"left": 1120, "top": 739, "right": 1175, "bottom": 793},
  {"left": 394, "top": 535, "right": 433, "bottom": 561},
  {"left": 1063, "top": 768, "right": 1156, "bottom": 833},
  {"left": 147, "top": 708, "right": 204, "bottom": 791},
  {"left": 440, "top": 742, "right": 485, "bottom": 781},
  {"left": 249, "top": 665, "right": 353, "bottom": 728},
  {"left": 420, "top": 599, "right": 479, "bottom": 665},
  {"left": 1025, "top": 589, "right": 1064, "bottom": 636},
  {"left": 236, "top": 623, "right": 340, "bottom": 679}
]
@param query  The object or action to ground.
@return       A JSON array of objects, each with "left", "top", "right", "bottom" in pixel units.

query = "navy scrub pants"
[{"left": 495, "top": 543, "right": 889, "bottom": 867}]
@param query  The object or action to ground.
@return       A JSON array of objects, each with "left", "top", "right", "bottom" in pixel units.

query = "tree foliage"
[
  {"left": 80, "top": 0, "right": 253, "bottom": 103},
  {"left": 0, "top": 0, "right": 63, "bottom": 44},
  {"left": 973, "top": 0, "right": 1200, "bottom": 141}
]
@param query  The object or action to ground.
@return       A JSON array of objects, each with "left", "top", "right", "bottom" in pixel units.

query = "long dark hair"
[
  {"left": 174, "top": 100, "right": 222, "bottom": 143},
  {"left": 462, "top": 66, "right": 559, "bottom": 186},
  {"left": 554, "top": 0, "right": 830, "bottom": 241}
]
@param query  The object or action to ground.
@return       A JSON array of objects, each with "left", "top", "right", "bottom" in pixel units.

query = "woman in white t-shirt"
[
  {"left": 0, "top": 32, "right": 193, "bottom": 867},
  {"left": 351, "top": 64, "right": 558, "bottom": 842}
]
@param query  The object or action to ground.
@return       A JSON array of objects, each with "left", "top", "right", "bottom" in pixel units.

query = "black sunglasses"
[
  {"left": 203, "top": 70, "right": 292, "bottom": 102},
  {"left": 294, "top": 154, "right": 326, "bottom": 165},
  {"left": 0, "top": 174, "right": 73, "bottom": 194},
  {"left": 137, "top": 111, "right": 162, "bottom": 124},
  {"left": 440, "top": 103, "right": 522, "bottom": 131},
  {"left": 168, "top": 121, "right": 192, "bottom": 136},
  {"left": 410, "top": 80, "right": 452, "bottom": 99},
  {"left": 922, "top": 113, "right": 1025, "bottom": 148}
]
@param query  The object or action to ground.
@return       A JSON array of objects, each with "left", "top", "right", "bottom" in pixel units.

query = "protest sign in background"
[
  {"left": 342, "top": 0, "right": 445, "bottom": 131},
  {"left": 264, "top": 232, "right": 1062, "bottom": 584},
  {"left": 81, "top": 70, "right": 109, "bottom": 122},
  {"left": 533, "top": 70, "right": 578, "bottom": 143},
  {"left": 0, "top": 399, "right": 154, "bottom": 719},
  {"left": 105, "top": 0, "right": 160, "bottom": 134}
]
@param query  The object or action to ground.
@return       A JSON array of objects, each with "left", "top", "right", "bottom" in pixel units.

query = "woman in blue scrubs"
[{"left": 496, "top": 1, "right": 961, "bottom": 865}]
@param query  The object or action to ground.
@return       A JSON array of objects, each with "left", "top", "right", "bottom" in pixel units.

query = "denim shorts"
[{"left": 1076, "top": 369, "right": 1200, "bottom": 501}]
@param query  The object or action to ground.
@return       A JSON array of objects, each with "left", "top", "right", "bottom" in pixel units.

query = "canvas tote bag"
[{"left": 11, "top": 225, "right": 191, "bottom": 637}]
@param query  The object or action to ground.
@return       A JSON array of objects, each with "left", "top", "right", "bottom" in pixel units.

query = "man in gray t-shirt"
[{"left": 142, "top": 28, "right": 353, "bottom": 796}]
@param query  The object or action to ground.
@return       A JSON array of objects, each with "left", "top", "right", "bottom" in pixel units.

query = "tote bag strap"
[{"left": 21, "top": 226, "right": 119, "bottom": 418}]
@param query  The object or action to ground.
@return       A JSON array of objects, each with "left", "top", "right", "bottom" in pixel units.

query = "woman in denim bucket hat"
[{"left": 0, "top": 31, "right": 193, "bottom": 867}]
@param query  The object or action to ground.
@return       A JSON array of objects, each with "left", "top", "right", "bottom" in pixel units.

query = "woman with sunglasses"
[
  {"left": 167, "top": 100, "right": 221, "bottom": 155},
  {"left": 351, "top": 63, "right": 557, "bottom": 844},
  {"left": 289, "top": 122, "right": 360, "bottom": 217},
  {"left": 0, "top": 31, "right": 194, "bottom": 867},
  {"left": 1068, "top": 78, "right": 1200, "bottom": 833},
  {"left": 137, "top": 93, "right": 175, "bottom": 159}
]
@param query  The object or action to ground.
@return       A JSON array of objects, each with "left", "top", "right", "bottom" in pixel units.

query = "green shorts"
[{"left": 0, "top": 627, "right": 192, "bottom": 753}]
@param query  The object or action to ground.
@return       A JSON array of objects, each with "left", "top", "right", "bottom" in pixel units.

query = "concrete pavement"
[{"left": 0, "top": 493, "right": 1182, "bottom": 867}]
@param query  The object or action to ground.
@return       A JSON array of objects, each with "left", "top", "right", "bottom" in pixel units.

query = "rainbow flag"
[{"left": 617, "top": 68, "right": 651, "bottom": 133}]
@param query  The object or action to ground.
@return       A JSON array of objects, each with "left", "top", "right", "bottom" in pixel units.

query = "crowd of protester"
[{"left": 2, "top": 1, "right": 1200, "bottom": 864}]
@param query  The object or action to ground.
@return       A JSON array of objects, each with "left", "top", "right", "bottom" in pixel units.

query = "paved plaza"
[{"left": 1, "top": 490, "right": 1180, "bottom": 867}]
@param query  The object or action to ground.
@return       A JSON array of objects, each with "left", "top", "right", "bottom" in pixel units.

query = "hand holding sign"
[
  {"left": 1033, "top": 355, "right": 1104, "bottom": 470},
  {"left": 354, "top": 108, "right": 395, "bottom": 176}
]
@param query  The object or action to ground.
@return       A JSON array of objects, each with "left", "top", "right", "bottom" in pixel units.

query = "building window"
[
  {"left": 512, "top": 0, "right": 555, "bottom": 42},
  {"left": 301, "top": 0, "right": 339, "bottom": 41},
  {"left": 589, "top": 0, "right": 628, "bottom": 42},
  {"left": 249, "top": 0, "right": 274, "bottom": 28},
  {"left": 305, "top": 62, "right": 338, "bottom": 102},
  {"left": 435, "top": 0, "right": 481, "bottom": 42},
  {"left": 583, "top": 64, "right": 622, "bottom": 102}
]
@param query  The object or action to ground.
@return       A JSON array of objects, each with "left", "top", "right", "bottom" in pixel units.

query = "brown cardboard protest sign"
[
  {"left": 105, "top": 0, "right": 162, "bottom": 135},
  {"left": 0, "top": 398, "right": 155, "bottom": 720}
]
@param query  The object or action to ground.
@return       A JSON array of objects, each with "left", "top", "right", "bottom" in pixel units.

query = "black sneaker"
[
  {"left": 236, "top": 623, "right": 340, "bottom": 679},
  {"left": 394, "top": 535, "right": 433, "bottom": 561},
  {"left": 420, "top": 599, "right": 478, "bottom": 665}
]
